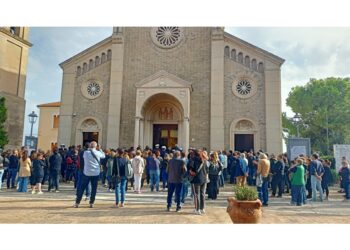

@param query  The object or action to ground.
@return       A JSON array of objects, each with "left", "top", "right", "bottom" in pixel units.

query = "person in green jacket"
[{"left": 289, "top": 158, "right": 307, "bottom": 206}]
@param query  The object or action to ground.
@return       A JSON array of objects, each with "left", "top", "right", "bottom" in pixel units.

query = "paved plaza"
[{"left": 0, "top": 184, "right": 349, "bottom": 224}]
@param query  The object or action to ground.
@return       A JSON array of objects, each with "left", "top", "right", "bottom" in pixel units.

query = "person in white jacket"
[{"left": 132, "top": 150, "right": 145, "bottom": 194}]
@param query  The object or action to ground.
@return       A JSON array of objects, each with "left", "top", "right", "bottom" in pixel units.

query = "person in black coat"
[
  {"left": 271, "top": 154, "right": 286, "bottom": 197},
  {"left": 188, "top": 150, "right": 209, "bottom": 215},
  {"left": 49, "top": 149, "right": 62, "bottom": 192},
  {"left": 32, "top": 152, "right": 46, "bottom": 194},
  {"left": 7, "top": 150, "right": 20, "bottom": 189},
  {"left": 207, "top": 152, "right": 223, "bottom": 200},
  {"left": 321, "top": 159, "right": 332, "bottom": 200}
]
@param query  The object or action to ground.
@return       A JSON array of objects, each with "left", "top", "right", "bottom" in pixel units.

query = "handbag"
[
  {"left": 188, "top": 162, "right": 204, "bottom": 182},
  {"left": 256, "top": 173, "right": 263, "bottom": 187}
]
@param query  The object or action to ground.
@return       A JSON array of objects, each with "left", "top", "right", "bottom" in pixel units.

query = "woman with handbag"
[
  {"left": 188, "top": 149, "right": 209, "bottom": 215},
  {"left": 207, "top": 152, "right": 223, "bottom": 200}
]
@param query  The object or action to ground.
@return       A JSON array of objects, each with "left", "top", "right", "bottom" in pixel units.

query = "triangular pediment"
[{"left": 135, "top": 70, "right": 192, "bottom": 89}]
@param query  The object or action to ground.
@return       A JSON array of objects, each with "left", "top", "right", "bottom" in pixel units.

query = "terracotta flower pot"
[{"left": 226, "top": 197, "right": 262, "bottom": 224}]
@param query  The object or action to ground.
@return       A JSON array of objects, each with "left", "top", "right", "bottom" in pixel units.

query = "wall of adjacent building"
[
  {"left": 37, "top": 106, "right": 59, "bottom": 151},
  {"left": 0, "top": 27, "right": 31, "bottom": 149}
]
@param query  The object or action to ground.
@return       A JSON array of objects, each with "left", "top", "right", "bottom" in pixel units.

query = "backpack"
[
  {"left": 66, "top": 156, "right": 73, "bottom": 165},
  {"left": 132, "top": 157, "right": 144, "bottom": 175},
  {"left": 125, "top": 160, "right": 133, "bottom": 178}
]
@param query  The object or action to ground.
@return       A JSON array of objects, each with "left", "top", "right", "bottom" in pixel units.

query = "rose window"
[
  {"left": 151, "top": 27, "right": 183, "bottom": 48},
  {"left": 87, "top": 82, "right": 100, "bottom": 97},
  {"left": 236, "top": 79, "right": 252, "bottom": 95}
]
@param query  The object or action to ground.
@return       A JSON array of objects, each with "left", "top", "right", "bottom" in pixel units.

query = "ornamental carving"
[
  {"left": 235, "top": 120, "right": 254, "bottom": 131},
  {"left": 81, "top": 119, "right": 99, "bottom": 130},
  {"left": 158, "top": 107, "right": 174, "bottom": 120}
]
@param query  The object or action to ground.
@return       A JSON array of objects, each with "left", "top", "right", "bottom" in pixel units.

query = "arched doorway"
[
  {"left": 138, "top": 93, "right": 185, "bottom": 149},
  {"left": 134, "top": 70, "right": 192, "bottom": 151},
  {"left": 230, "top": 119, "right": 260, "bottom": 152},
  {"left": 75, "top": 117, "right": 102, "bottom": 146}
]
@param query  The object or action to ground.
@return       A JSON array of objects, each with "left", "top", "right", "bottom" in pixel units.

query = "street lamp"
[
  {"left": 292, "top": 113, "right": 301, "bottom": 138},
  {"left": 28, "top": 111, "right": 38, "bottom": 137}
]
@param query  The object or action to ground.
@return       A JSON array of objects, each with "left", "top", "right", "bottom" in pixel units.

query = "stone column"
[
  {"left": 264, "top": 61, "right": 283, "bottom": 154},
  {"left": 183, "top": 117, "right": 190, "bottom": 153},
  {"left": 210, "top": 27, "right": 225, "bottom": 151},
  {"left": 106, "top": 30, "right": 124, "bottom": 148},
  {"left": 139, "top": 118, "right": 144, "bottom": 149},
  {"left": 57, "top": 67, "right": 75, "bottom": 147},
  {"left": 134, "top": 117, "right": 140, "bottom": 149}
]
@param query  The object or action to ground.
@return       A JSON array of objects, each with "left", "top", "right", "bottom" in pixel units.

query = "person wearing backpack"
[
  {"left": 113, "top": 149, "right": 128, "bottom": 207},
  {"left": 74, "top": 141, "right": 105, "bottom": 208},
  {"left": 188, "top": 150, "right": 209, "bottom": 215},
  {"left": 132, "top": 150, "right": 145, "bottom": 194}
]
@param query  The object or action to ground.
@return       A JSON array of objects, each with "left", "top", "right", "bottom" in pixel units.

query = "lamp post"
[
  {"left": 293, "top": 113, "right": 301, "bottom": 138},
  {"left": 28, "top": 111, "right": 38, "bottom": 137}
]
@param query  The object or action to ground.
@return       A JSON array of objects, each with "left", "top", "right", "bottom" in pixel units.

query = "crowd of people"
[{"left": 0, "top": 143, "right": 349, "bottom": 215}]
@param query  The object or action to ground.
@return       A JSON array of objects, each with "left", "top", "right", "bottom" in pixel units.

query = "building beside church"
[
  {"left": 0, "top": 27, "right": 32, "bottom": 149},
  {"left": 58, "top": 27, "right": 284, "bottom": 154},
  {"left": 37, "top": 102, "right": 60, "bottom": 151}
]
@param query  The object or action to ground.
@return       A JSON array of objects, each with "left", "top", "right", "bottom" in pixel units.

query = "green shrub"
[
  {"left": 233, "top": 185, "right": 258, "bottom": 201},
  {"left": 330, "top": 169, "right": 340, "bottom": 186}
]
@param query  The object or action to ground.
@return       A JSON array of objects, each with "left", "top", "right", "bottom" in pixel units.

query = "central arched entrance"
[
  {"left": 139, "top": 93, "right": 184, "bottom": 149},
  {"left": 134, "top": 70, "right": 192, "bottom": 151}
]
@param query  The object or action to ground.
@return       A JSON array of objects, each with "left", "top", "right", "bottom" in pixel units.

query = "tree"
[
  {"left": 285, "top": 77, "right": 350, "bottom": 155},
  {"left": 0, "top": 97, "right": 9, "bottom": 148}
]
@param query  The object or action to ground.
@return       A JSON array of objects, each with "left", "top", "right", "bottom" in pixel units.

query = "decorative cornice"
[
  {"left": 224, "top": 31, "right": 285, "bottom": 65},
  {"left": 59, "top": 36, "right": 112, "bottom": 68},
  {"left": 0, "top": 28, "right": 32, "bottom": 47}
]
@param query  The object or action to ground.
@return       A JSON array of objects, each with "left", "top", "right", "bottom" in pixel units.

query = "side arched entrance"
[{"left": 230, "top": 119, "right": 260, "bottom": 152}]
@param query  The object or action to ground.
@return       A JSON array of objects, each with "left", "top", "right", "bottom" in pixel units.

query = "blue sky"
[{"left": 24, "top": 27, "right": 350, "bottom": 139}]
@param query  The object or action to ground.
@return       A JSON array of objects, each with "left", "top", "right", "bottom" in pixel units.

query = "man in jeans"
[
  {"left": 167, "top": 151, "right": 186, "bottom": 212},
  {"left": 74, "top": 141, "right": 105, "bottom": 208},
  {"left": 257, "top": 153, "right": 270, "bottom": 206},
  {"left": 310, "top": 153, "right": 324, "bottom": 202}
]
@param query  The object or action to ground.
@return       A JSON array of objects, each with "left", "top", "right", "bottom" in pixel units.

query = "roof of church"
[
  {"left": 59, "top": 36, "right": 112, "bottom": 68},
  {"left": 37, "top": 102, "right": 61, "bottom": 108},
  {"left": 59, "top": 29, "right": 285, "bottom": 68},
  {"left": 224, "top": 32, "right": 285, "bottom": 65}
]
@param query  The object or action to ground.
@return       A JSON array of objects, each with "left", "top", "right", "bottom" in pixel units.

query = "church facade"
[{"left": 58, "top": 27, "right": 284, "bottom": 154}]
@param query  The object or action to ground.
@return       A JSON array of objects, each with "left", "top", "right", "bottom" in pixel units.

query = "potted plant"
[{"left": 227, "top": 185, "right": 262, "bottom": 224}]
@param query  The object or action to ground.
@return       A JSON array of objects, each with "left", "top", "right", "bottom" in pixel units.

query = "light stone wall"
[
  {"left": 0, "top": 92, "right": 25, "bottom": 149},
  {"left": 58, "top": 40, "right": 112, "bottom": 148},
  {"left": 0, "top": 27, "right": 31, "bottom": 149},
  {"left": 71, "top": 61, "right": 111, "bottom": 147},
  {"left": 119, "top": 27, "right": 212, "bottom": 149},
  {"left": 224, "top": 58, "right": 266, "bottom": 151},
  {"left": 37, "top": 106, "right": 59, "bottom": 151}
]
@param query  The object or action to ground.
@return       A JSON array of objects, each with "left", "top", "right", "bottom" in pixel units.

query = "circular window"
[
  {"left": 236, "top": 79, "right": 252, "bottom": 95},
  {"left": 151, "top": 27, "right": 183, "bottom": 49},
  {"left": 232, "top": 78, "right": 257, "bottom": 99},
  {"left": 81, "top": 81, "right": 103, "bottom": 99},
  {"left": 87, "top": 82, "right": 100, "bottom": 96}
]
